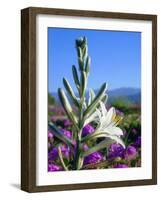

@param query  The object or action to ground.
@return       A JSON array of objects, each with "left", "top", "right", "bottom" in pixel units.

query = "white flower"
[
  {"left": 84, "top": 102, "right": 125, "bottom": 148},
  {"left": 84, "top": 108, "right": 98, "bottom": 125}
]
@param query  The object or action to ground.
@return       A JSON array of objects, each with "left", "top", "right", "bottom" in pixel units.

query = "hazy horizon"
[{"left": 49, "top": 87, "right": 141, "bottom": 94}]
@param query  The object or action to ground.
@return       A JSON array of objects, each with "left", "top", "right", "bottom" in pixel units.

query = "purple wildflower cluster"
[
  {"left": 48, "top": 114, "right": 141, "bottom": 171},
  {"left": 48, "top": 128, "right": 72, "bottom": 171},
  {"left": 84, "top": 151, "right": 104, "bottom": 165},
  {"left": 48, "top": 164, "right": 62, "bottom": 172},
  {"left": 108, "top": 143, "right": 139, "bottom": 161},
  {"left": 82, "top": 124, "right": 95, "bottom": 137}
]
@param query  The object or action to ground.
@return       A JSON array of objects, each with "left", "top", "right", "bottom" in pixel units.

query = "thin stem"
[
  {"left": 74, "top": 106, "right": 83, "bottom": 170},
  {"left": 58, "top": 146, "right": 68, "bottom": 171},
  {"left": 74, "top": 77, "right": 87, "bottom": 170},
  {"left": 125, "top": 125, "right": 132, "bottom": 145}
]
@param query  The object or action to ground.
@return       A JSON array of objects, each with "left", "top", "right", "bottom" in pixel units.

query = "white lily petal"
[
  {"left": 104, "top": 126, "right": 123, "bottom": 136},
  {"left": 96, "top": 108, "right": 102, "bottom": 121},
  {"left": 107, "top": 135, "right": 125, "bottom": 148},
  {"left": 84, "top": 110, "right": 98, "bottom": 125},
  {"left": 100, "top": 101, "right": 107, "bottom": 117},
  {"left": 104, "top": 107, "right": 115, "bottom": 125}
]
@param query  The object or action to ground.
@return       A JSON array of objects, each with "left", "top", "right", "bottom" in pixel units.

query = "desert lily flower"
[{"left": 83, "top": 102, "right": 125, "bottom": 148}]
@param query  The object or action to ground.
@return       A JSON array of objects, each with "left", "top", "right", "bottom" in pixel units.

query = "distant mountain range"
[
  {"left": 108, "top": 88, "right": 141, "bottom": 104},
  {"left": 108, "top": 88, "right": 140, "bottom": 97},
  {"left": 51, "top": 87, "right": 141, "bottom": 105}
]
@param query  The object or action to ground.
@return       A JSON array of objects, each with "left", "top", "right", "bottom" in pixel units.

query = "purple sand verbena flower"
[
  {"left": 83, "top": 151, "right": 103, "bottom": 165},
  {"left": 82, "top": 124, "right": 95, "bottom": 137},
  {"left": 61, "top": 129, "right": 72, "bottom": 138},
  {"left": 48, "top": 147, "right": 59, "bottom": 159},
  {"left": 63, "top": 119, "right": 72, "bottom": 127},
  {"left": 50, "top": 128, "right": 72, "bottom": 139},
  {"left": 108, "top": 143, "right": 124, "bottom": 159},
  {"left": 50, "top": 115, "right": 57, "bottom": 122},
  {"left": 134, "top": 136, "right": 141, "bottom": 148},
  {"left": 114, "top": 163, "right": 128, "bottom": 168},
  {"left": 124, "top": 145, "right": 137, "bottom": 160},
  {"left": 49, "top": 145, "right": 70, "bottom": 160},
  {"left": 48, "top": 164, "right": 62, "bottom": 172},
  {"left": 48, "top": 131, "right": 53, "bottom": 139},
  {"left": 48, "top": 142, "right": 51, "bottom": 148},
  {"left": 61, "top": 145, "right": 70, "bottom": 157}
]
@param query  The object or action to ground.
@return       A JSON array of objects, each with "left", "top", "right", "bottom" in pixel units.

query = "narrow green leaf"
[
  {"left": 72, "top": 65, "right": 80, "bottom": 88},
  {"left": 58, "top": 88, "right": 78, "bottom": 130},
  {"left": 101, "top": 94, "right": 108, "bottom": 104},
  {"left": 81, "top": 139, "right": 112, "bottom": 157},
  {"left": 80, "top": 71, "right": 87, "bottom": 97},
  {"left": 85, "top": 56, "right": 90, "bottom": 74},
  {"left": 78, "top": 58, "right": 84, "bottom": 71},
  {"left": 77, "top": 156, "right": 84, "bottom": 170},
  {"left": 48, "top": 122, "right": 73, "bottom": 147},
  {"left": 76, "top": 47, "right": 82, "bottom": 59},
  {"left": 86, "top": 94, "right": 107, "bottom": 119},
  {"left": 90, "top": 89, "right": 95, "bottom": 99},
  {"left": 58, "top": 88, "right": 72, "bottom": 112},
  {"left": 63, "top": 78, "right": 79, "bottom": 107},
  {"left": 93, "top": 133, "right": 125, "bottom": 148},
  {"left": 88, "top": 89, "right": 95, "bottom": 106},
  {"left": 83, "top": 83, "right": 107, "bottom": 118},
  {"left": 81, "top": 130, "right": 97, "bottom": 142},
  {"left": 82, "top": 46, "right": 87, "bottom": 60}
]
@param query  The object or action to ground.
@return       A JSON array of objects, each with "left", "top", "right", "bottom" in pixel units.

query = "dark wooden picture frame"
[{"left": 21, "top": 7, "right": 157, "bottom": 193}]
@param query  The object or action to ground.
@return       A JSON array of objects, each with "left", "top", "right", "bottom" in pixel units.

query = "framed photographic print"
[{"left": 21, "top": 7, "right": 157, "bottom": 192}]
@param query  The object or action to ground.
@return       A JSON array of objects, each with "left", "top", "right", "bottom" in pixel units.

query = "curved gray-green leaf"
[
  {"left": 58, "top": 146, "right": 69, "bottom": 171},
  {"left": 82, "top": 131, "right": 125, "bottom": 148},
  {"left": 58, "top": 88, "right": 78, "bottom": 130},
  {"left": 85, "top": 56, "right": 90, "bottom": 75},
  {"left": 101, "top": 94, "right": 108, "bottom": 104},
  {"left": 82, "top": 46, "right": 88, "bottom": 60},
  {"left": 81, "top": 139, "right": 112, "bottom": 157},
  {"left": 83, "top": 83, "right": 107, "bottom": 118},
  {"left": 88, "top": 89, "right": 95, "bottom": 106},
  {"left": 48, "top": 122, "right": 74, "bottom": 147},
  {"left": 76, "top": 46, "right": 82, "bottom": 59},
  {"left": 63, "top": 78, "right": 79, "bottom": 107},
  {"left": 72, "top": 65, "right": 80, "bottom": 88},
  {"left": 80, "top": 71, "right": 87, "bottom": 97},
  {"left": 78, "top": 57, "right": 84, "bottom": 71}
]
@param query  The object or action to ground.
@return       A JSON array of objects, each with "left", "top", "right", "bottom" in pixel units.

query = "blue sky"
[{"left": 48, "top": 28, "right": 141, "bottom": 93}]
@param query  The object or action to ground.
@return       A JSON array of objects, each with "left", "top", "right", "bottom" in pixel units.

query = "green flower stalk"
[{"left": 49, "top": 36, "right": 125, "bottom": 170}]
